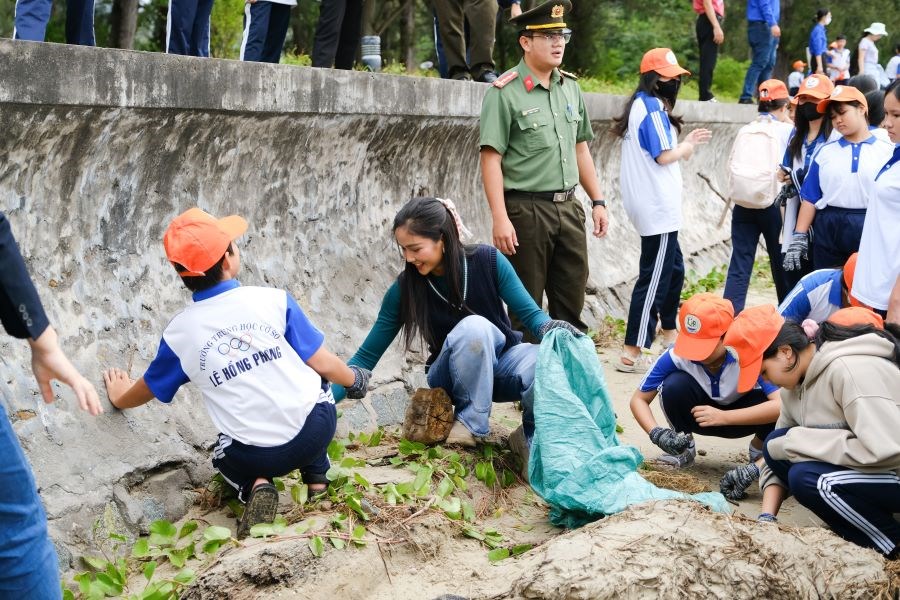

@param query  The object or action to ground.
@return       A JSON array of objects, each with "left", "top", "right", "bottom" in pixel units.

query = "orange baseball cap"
[
  {"left": 792, "top": 60, "right": 807, "bottom": 69},
  {"left": 164, "top": 208, "right": 248, "bottom": 277},
  {"left": 842, "top": 253, "right": 864, "bottom": 306},
  {"left": 723, "top": 305, "right": 785, "bottom": 393},
  {"left": 796, "top": 74, "right": 834, "bottom": 100},
  {"left": 827, "top": 306, "right": 884, "bottom": 329},
  {"left": 640, "top": 48, "right": 691, "bottom": 78},
  {"left": 817, "top": 84, "right": 868, "bottom": 114},
  {"left": 759, "top": 79, "right": 789, "bottom": 101},
  {"left": 674, "top": 293, "right": 735, "bottom": 361}
]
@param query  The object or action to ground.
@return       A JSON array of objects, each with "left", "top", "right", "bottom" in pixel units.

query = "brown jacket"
[{"left": 760, "top": 333, "right": 900, "bottom": 490}]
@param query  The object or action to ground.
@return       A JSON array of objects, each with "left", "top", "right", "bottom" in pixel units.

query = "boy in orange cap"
[
  {"left": 788, "top": 60, "right": 806, "bottom": 96},
  {"left": 728, "top": 305, "right": 900, "bottom": 556},
  {"left": 102, "top": 208, "right": 366, "bottom": 538},
  {"left": 629, "top": 293, "right": 781, "bottom": 470}
]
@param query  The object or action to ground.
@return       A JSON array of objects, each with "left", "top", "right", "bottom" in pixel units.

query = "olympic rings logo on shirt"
[{"left": 218, "top": 333, "right": 253, "bottom": 356}]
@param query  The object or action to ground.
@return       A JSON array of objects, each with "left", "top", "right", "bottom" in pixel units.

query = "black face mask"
[
  {"left": 656, "top": 79, "right": 681, "bottom": 106},
  {"left": 798, "top": 102, "right": 824, "bottom": 122}
]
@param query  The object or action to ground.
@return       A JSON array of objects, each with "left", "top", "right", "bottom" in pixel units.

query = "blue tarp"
[{"left": 528, "top": 330, "right": 731, "bottom": 529}]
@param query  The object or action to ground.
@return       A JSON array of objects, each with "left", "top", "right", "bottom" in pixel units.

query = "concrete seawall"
[{"left": 0, "top": 39, "right": 755, "bottom": 563}]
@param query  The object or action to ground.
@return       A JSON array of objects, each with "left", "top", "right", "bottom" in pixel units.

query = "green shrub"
[
  {"left": 711, "top": 56, "right": 750, "bottom": 103},
  {"left": 210, "top": 0, "right": 245, "bottom": 59}
]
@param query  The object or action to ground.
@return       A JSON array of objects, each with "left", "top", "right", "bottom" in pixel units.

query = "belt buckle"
[{"left": 552, "top": 191, "right": 566, "bottom": 203}]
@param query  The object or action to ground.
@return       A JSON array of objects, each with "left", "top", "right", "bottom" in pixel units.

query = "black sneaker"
[
  {"left": 476, "top": 71, "right": 499, "bottom": 83},
  {"left": 236, "top": 483, "right": 279, "bottom": 539}
]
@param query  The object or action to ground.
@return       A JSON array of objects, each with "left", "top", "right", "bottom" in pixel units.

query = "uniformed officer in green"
[{"left": 479, "top": 0, "right": 607, "bottom": 334}]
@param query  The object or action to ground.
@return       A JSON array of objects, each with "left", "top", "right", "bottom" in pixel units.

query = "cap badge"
[
  {"left": 551, "top": 4, "right": 564, "bottom": 18},
  {"left": 760, "top": 88, "right": 770, "bottom": 98},
  {"left": 806, "top": 77, "right": 820, "bottom": 88},
  {"left": 832, "top": 85, "right": 844, "bottom": 96},
  {"left": 685, "top": 315, "right": 702, "bottom": 335},
  {"left": 665, "top": 51, "right": 677, "bottom": 65}
]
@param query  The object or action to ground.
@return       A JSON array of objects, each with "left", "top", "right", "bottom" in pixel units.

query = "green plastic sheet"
[{"left": 528, "top": 330, "right": 731, "bottom": 528}]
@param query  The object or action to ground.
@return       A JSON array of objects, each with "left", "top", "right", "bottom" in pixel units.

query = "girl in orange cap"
[
  {"left": 728, "top": 304, "right": 900, "bottom": 556},
  {"left": 612, "top": 48, "right": 712, "bottom": 373}
]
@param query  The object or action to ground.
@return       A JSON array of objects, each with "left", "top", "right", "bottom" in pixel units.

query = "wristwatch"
[{"left": 591, "top": 199, "right": 607, "bottom": 208}]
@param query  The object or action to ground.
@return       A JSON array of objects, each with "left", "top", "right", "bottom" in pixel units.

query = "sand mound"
[{"left": 493, "top": 501, "right": 890, "bottom": 600}]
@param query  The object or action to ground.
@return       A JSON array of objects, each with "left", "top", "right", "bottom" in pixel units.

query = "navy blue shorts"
[{"left": 212, "top": 401, "right": 336, "bottom": 502}]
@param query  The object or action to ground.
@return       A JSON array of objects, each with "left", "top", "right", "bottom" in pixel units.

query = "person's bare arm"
[
  {"left": 629, "top": 388, "right": 661, "bottom": 434},
  {"left": 305, "top": 346, "right": 354, "bottom": 387},
  {"left": 104, "top": 369, "right": 155, "bottom": 409},
  {"left": 692, "top": 392, "right": 781, "bottom": 428},
  {"left": 887, "top": 274, "right": 900, "bottom": 325},
  {"left": 656, "top": 128, "right": 712, "bottom": 165},
  {"left": 480, "top": 148, "right": 518, "bottom": 255},
  {"left": 29, "top": 326, "right": 103, "bottom": 415},
  {"left": 794, "top": 201, "right": 817, "bottom": 233},
  {"left": 703, "top": 0, "right": 723, "bottom": 44},
  {"left": 576, "top": 142, "right": 608, "bottom": 238}
]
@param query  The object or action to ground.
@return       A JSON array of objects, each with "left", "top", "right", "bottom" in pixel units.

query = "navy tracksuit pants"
[
  {"left": 240, "top": 1, "right": 292, "bottom": 63},
  {"left": 764, "top": 428, "right": 900, "bottom": 557},
  {"left": 625, "top": 231, "right": 684, "bottom": 349},
  {"left": 14, "top": 0, "right": 94, "bottom": 44},
  {"left": 312, "top": 0, "right": 363, "bottom": 69},
  {"left": 812, "top": 206, "right": 866, "bottom": 270},
  {"left": 166, "top": 0, "right": 214, "bottom": 57},
  {"left": 724, "top": 203, "right": 789, "bottom": 314},
  {"left": 660, "top": 371, "right": 775, "bottom": 441}
]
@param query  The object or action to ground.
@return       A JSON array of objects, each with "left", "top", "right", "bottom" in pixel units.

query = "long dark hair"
[
  {"left": 762, "top": 320, "right": 900, "bottom": 371},
  {"left": 612, "top": 71, "right": 685, "bottom": 138},
  {"left": 392, "top": 197, "right": 469, "bottom": 351},
  {"left": 786, "top": 98, "right": 833, "bottom": 163}
]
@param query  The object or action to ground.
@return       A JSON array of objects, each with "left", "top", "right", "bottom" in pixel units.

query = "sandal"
[
  {"left": 303, "top": 472, "right": 330, "bottom": 499},
  {"left": 614, "top": 352, "right": 655, "bottom": 374},
  {"left": 236, "top": 483, "right": 279, "bottom": 539}
]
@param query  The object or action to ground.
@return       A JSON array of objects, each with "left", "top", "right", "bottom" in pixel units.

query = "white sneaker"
[
  {"left": 655, "top": 438, "right": 697, "bottom": 469},
  {"left": 445, "top": 420, "right": 477, "bottom": 447},
  {"left": 615, "top": 352, "right": 656, "bottom": 374}
]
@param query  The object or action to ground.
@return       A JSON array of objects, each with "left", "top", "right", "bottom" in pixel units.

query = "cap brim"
[
  {"left": 654, "top": 65, "right": 691, "bottom": 78},
  {"left": 218, "top": 215, "right": 248, "bottom": 241},
  {"left": 674, "top": 335, "right": 720, "bottom": 362},
  {"left": 798, "top": 89, "right": 831, "bottom": 101},
  {"left": 737, "top": 354, "right": 763, "bottom": 393}
]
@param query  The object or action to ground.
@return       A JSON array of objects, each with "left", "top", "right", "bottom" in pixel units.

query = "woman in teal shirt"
[{"left": 338, "top": 197, "right": 579, "bottom": 447}]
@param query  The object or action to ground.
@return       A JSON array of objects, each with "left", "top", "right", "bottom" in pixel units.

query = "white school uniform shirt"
[
  {"left": 854, "top": 146, "right": 900, "bottom": 310},
  {"left": 799, "top": 135, "right": 895, "bottom": 210},
  {"left": 780, "top": 129, "right": 828, "bottom": 251},
  {"left": 619, "top": 92, "right": 683, "bottom": 237},
  {"left": 143, "top": 281, "right": 330, "bottom": 447},
  {"left": 827, "top": 126, "right": 891, "bottom": 144},
  {"left": 787, "top": 71, "right": 804, "bottom": 90},
  {"left": 886, "top": 55, "right": 900, "bottom": 81}
]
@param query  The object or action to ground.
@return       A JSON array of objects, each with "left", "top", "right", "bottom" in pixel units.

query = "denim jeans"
[
  {"left": 426, "top": 315, "right": 538, "bottom": 438},
  {"left": 0, "top": 414, "right": 61, "bottom": 597},
  {"left": 741, "top": 21, "right": 778, "bottom": 101}
]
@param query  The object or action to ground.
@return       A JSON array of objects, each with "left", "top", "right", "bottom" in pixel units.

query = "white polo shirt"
[
  {"left": 854, "top": 146, "right": 900, "bottom": 310},
  {"left": 619, "top": 92, "right": 683, "bottom": 237},
  {"left": 143, "top": 281, "right": 329, "bottom": 447},
  {"left": 800, "top": 135, "right": 895, "bottom": 210}
]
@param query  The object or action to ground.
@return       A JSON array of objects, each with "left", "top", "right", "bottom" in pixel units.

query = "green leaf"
[
  {"left": 82, "top": 555, "right": 108, "bottom": 571},
  {"left": 108, "top": 532, "right": 127, "bottom": 543},
  {"left": 143, "top": 561, "right": 157, "bottom": 582},
  {"left": 74, "top": 572, "right": 92, "bottom": 595},
  {"left": 615, "top": 423, "right": 624, "bottom": 434},
  {"left": 351, "top": 524, "right": 367, "bottom": 547},
  {"left": 227, "top": 498, "right": 244, "bottom": 518},
  {"left": 201, "top": 540, "right": 222, "bottom": 555},
  {"left": 250, "top": 523, "right": 276, "bottom": 538},
  {"left": 203, "top": 525, "right": 232, "bottom": 541},
  {"left": 327, "top": 439, "right": 346, "bottom": 461},
  {"left": 487, "top": 547, "right": 510, "bottom": 562},
  {"left": 511, "top": 543, "right": 533, "bottom": 556},
  {"left": 346, "top": 494, "right": 369, "bottom": 520},
  {"left": 461, "top": 527, "right": 485, "bottom": 541},
  {"left": 62, "top": 587, "right": 76, "bottom": 600},
  {"left": 502, "top": 469, "right": 516, "bottom": 488},
  {"left": 452, "top": 475, "right": 468, "bottom": 492},
  {"left": 165, "top": 546, "right": 193, "bottom": 568},
  {"left": 94, "top": 572, "right": 123, "bottom": 596},
  {"left": 368, "top": 428, "right": 383, "bottom": 447},
  {"left": 291, "top": 483, "right": 309, "bottom": 505},
  {"left": 413, "top": 466, "right": 433, "bottom": 494},
  {"left": 131, "top": 538, "right": 152, "bottom": 558},
  {"left": 330, "top": 536, "right": 346, "bottom": 549},
  {"left": 462, "top": 500, "right": 475, "bottom": 522},
  {"left": 272, "top": 477, "right": 286, "bottom": 492},
  {"left": 178, "top": 520, "right": 199, "bottom": 539},
  {"left": 438, "top": 496, "right": 461, "bottom": 519},
  {"left": 483, "top": 530, "right": 504, "bottom": 549},
  {"left": 173, "top": 568, "right": 196, "bottom": 585},
  {"left": 294, "top": 519, "right": 314, "bottom": 534},
  {"left": 436, "top": 476, "right": 455, "bottom": 498},
  {"left": 398, "top": 439, "right": 426, "bottom": 456},
  {"left": 308, "top": 535, "right": 325, "bottom": 557},
  {"left": 353, "top": 472, "right": 372, "bottom": 489},
  {"left": 273, "top": 514, "right": 288, "bottom": 534},
  {"left": 148, "top": 520, "right": 177, "bottom": 547}
]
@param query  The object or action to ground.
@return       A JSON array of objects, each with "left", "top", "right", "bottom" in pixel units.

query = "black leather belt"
[{"left": 505, "top": 188, "right": 576, "bottom": 203}]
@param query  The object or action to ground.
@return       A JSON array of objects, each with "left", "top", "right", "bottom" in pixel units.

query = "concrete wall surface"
[{"left": 0, "top": 39, "right": 754, "bottom": 563}]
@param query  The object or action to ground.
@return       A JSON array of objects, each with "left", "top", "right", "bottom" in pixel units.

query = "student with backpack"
[
  {"left": 783, "top": 85, "right": 894, "bottom": 272},
  {"left": 724, "top": 79, "right": 794, "bottom": 314},
  {"left": 612, "top": 48, "right": 712, "bottom": 373}
]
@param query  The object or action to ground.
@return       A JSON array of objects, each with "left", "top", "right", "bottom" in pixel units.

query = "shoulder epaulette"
[
  {"left": 493, "top": 71, "right": 519, "bottom": 89},
  {"left": 559, "top": 69, "right": 578, "bottom": 80}
]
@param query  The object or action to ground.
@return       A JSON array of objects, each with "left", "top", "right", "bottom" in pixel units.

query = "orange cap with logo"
[
  {"left": 795, "top": 74, "right": 834, "bottom": 101},
  {"left": 817, "top": 84, "right": 868, "bottom": 114},
  {"left": 759, "top": 79, "right": 789, "bottom": 101},
  {"left": 827, "top": 306, "right": 884, "bottom": 329},
  {"left": 674, "top": 293, "right": 735, "bottom": 361},
  {"left": 640, "top": 48, "right": 691, "bottom": 78},
  {"left": 723, "top": 305, "right": 785, "bottom": 393},
  {"left": 163, "top": 208, "right": 248, "bottom": 277}
]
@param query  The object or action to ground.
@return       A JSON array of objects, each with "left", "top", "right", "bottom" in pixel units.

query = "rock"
[{"left": 401, "top": 388, "right": 455, "bottom": 444}]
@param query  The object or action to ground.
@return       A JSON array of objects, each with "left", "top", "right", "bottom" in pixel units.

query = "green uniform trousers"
[
  {"left": 431, "top": 0, "right": 496, "bottom": 79},
  {"left": 505, "top": 194, "right": 589, "bottom": 336}
]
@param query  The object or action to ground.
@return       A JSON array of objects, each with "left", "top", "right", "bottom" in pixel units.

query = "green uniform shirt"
[{"left": 479, "top": 58, "right": 594, "bottom": 193}]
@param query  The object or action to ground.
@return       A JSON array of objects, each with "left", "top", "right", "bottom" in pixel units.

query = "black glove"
[
  {"left": 774, "top": 182, "right": 797, "bottom": 207},
  {"left": 345, "top": 366, "right": 372, "bottom": 399},
  {"left": 649, "top": 427, "right": 691, "bottom": 455},
  {"left": 782, "top": 232, "right": 809, "bottom": 272},
  {"left": 538, "top": 319, "right": 584, "bottom": 339},
  {"left": 719, "top": 463, "right": 760, "bottom": 501}
]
